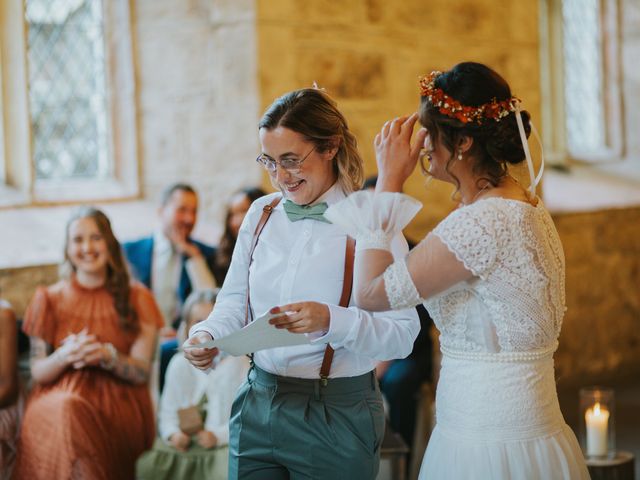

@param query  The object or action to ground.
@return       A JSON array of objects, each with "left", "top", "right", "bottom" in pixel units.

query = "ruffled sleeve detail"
[
  {"left": 432, "top": 201, "right": 502, "bottom": 279},
  {"left": 131, "top": 283, "right": 164, "bottom": 329},
  {"left": 22, "top": 286, "right": 56, "bottom": 345},
  {"left": 324, "top": 191, "right": 422, "bottom": 251}
]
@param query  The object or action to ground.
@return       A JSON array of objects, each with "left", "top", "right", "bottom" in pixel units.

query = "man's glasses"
[{"left": 256, "top": 146, "right": 315, "bottom": 173}]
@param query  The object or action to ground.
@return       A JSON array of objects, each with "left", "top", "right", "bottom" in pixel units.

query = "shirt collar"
[
  {"left": 276, "top": 182, "right": 347, "bottom": 210},
  {"left": 314, "top": 181, "right": 346, "bottom": 205},
  {"left": 153, "top": 230, "right": 173, "bottom": 254}
]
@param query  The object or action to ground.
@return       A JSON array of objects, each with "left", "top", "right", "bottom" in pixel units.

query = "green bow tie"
[{"left": 283, "top": 200, "right": 331, "bottom": 223}]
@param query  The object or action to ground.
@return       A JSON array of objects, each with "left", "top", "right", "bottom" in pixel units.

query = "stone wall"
[
  {"left": 554, "top": 207, "right": 640, "bottom": 385},
  {"left": 0, "top": 264, "right": 58, "bottom": 318},
  {"left": 256, "top": 0, "right": 541, "bottom": 241},
  {"left": 135, "top": 0, "right": 263, "bottom": 228}
]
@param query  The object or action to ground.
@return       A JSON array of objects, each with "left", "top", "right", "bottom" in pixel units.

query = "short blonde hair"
[{"left": 259, "top": 88, "right": 364, "bottom": 194}]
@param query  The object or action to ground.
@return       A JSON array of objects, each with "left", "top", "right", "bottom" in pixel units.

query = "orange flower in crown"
[{"left": 418, "top": 71, "right": 520, "bottom": 125}]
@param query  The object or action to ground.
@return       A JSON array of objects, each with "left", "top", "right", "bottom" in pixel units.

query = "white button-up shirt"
[{"left": 193, "top": 183, "right": 419, "bottom": 379}]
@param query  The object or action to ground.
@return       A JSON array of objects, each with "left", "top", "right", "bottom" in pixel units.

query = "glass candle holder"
[{"left": 579, "top": 387, "right": 615, "bottom": 459}]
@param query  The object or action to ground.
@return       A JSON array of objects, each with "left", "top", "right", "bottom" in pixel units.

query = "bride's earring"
[{"left": 457, "top": 149, "right": 463, "bottom": 161}]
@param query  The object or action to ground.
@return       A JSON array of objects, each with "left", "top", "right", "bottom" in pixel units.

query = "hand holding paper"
[
  {"left": 182, "top": 331, "right": 219, "bottom": 371},
  {"left": 183, "top": 310, "right": 311, "bottom": 356},
  {"left": 268, "top": 302, "right": 330, "bottom": 334}
]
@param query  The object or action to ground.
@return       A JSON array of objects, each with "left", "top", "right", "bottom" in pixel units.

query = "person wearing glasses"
[{"left": 184, "top": 87, "right": 419, "bottom": 480}]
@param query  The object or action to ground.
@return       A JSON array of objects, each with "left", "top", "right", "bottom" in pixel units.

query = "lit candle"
[{"left": 585, "top": 402, "right": 610, "bottom": 457}]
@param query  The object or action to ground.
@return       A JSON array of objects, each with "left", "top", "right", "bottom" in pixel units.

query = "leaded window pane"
[
  {"left": 26, "top": 0, "right": 110, "bottom": 180},
  {"left": 562, "top": 0, "right": 605, "bottom": 155}
]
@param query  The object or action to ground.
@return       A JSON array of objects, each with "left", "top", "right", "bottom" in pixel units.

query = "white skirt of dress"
[{"left": 419, "top": 350, "right": 590, "bottom": 480}]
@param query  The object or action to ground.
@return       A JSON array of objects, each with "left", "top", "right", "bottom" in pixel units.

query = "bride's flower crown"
[{"left": 419, "top": 71, "right": 521, "bottom": 125}]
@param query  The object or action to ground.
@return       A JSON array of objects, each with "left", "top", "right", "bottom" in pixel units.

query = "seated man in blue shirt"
[{"left": 123, "top": 183, "right": 217, "bottom": 391}]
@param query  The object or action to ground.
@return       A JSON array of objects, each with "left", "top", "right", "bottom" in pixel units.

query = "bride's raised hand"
[{"left": 374, "top": 113, "right": 427, "bottom": 192}]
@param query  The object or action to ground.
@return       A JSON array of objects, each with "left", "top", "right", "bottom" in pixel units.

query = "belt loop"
[
  {"left": 370, "top": 371, "right": 375, "bottom": 391},
  {"left": 314, "top": 379, "right": 321, "bottom": 400}
]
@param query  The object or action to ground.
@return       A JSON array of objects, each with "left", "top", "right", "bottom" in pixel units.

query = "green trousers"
[{"left": 228, "top": 365, "right": 385, "bottom": 480}]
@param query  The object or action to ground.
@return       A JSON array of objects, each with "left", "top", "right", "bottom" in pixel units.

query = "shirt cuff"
[
  {"left": 185, "top": 256, "right": 217, "bottom": 290},
  {"left": 305, "top": 330, "right": 328, "bottom": 341},
  {"left": 309, "top": 304, "right": 352, "bottom": 346},
  {"left": 189, "top": 325, "right": 217, "bottom": 341}
]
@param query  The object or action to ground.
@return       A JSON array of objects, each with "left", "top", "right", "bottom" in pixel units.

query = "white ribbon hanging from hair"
[{"left": 514, "top": 103, "right": 544, "bottom": 195}]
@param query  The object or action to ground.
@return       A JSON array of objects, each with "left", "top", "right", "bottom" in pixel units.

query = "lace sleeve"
[
  {"left": 432, "top": 202, "right": 502, "bottom": 279},
  {"left": 382, "top": 259, "right": 423, "bottom": 310},
  {"left": 324, "top": 191, "right": 422, "bottom": 251}
]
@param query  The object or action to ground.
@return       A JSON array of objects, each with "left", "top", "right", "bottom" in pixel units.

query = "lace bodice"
[
  {"left": 424, "top": 198, "right": 566, "bottom": 353},
  {"left": 325, "top": 192, "right": 566, "bottom": 354}
]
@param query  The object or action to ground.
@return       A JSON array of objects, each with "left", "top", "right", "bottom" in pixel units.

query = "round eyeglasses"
[{"left": 255, "top": 146, "right": 315, "bottom": 173}]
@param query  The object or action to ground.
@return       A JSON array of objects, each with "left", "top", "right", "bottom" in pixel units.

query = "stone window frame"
[
  {"left": 539, "top": 0, "right": 625, "bottom": 167},
  {"left": 0, "top": 0, "right": 140, "bottom": 208}
]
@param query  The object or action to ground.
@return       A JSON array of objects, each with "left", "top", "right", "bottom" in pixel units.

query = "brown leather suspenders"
[
  {"left": 319, "top": 236, "right": 355, "bottom": 385},
  {"left": 244, "top": 196, "right": 282, "bottom": 326},
  {"left": 245, "top": 196, "right": 355, "bottom": 384}
]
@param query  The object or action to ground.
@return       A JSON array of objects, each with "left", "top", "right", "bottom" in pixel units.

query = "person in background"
[
  {"left": 137, "top": 289, "right": 249, "bottom": 480},
  {"left": 14, "top": 206, "right": 163, "bottom": 479},
  {"left": 123, "top": 183, "right": 217, "bottom": 392},
  {"left": 0, "top": 300, "right": 21, "bottom": 480},
  {"left": 185, "top": 87, "right": 419, "bottom": 480},
  {"left": 213, "top": 187, "right": 266, "bottom": 285},
  {"left": 363, "top": 174, "right": 434, "bottom": 449}
]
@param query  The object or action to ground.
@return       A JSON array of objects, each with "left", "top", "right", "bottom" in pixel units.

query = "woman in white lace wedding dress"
[{"left": 325, "top": 62, "right": 589, "bottom": 479}]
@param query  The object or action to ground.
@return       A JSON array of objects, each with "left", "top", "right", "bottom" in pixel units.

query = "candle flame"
[{"left": 594, "top": 402, "right": 601, "bottom": 415}]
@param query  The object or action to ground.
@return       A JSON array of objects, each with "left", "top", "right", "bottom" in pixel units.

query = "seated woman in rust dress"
[
  {"left": 14, "top": 206, "right": 163, "bottom": 480},
  {"left": 0, "top": 299, "right": 21, "bottom": 480}
]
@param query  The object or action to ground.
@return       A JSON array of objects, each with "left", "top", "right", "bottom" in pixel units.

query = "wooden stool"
[
  {"left": 379, "top": 420, "right": 410, "bottom": 480},
  {"left": 587, "top": 451, "right": 635, "bottom": 480}
]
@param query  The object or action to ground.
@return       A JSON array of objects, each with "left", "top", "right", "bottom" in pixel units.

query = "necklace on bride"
[{"left": 461, "top": 183, "right": 493, "bottom": 206}]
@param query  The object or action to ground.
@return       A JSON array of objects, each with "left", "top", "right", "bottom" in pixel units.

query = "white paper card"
[{"left": 183, "top": 311, "right": 310, "bottom": 356}]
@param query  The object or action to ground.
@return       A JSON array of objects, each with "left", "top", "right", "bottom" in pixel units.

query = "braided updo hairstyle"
[{"left": 418, "top": 62, "right": 531, "bottom": 192}]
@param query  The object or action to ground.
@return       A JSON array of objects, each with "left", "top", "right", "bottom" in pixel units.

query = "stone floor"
[{"left": 558, "top": 379, "right": 640, "bottom": 477}]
